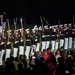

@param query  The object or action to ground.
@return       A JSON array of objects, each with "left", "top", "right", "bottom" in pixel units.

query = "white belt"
[
  {"left": 66, "top": 32, "right": 68, "bottom": 34},
  {"left": 42, "top": 35, "right": 45, "bottom": 38},
  {"left": 7, "top": 42, "right": 10, "bottom": 44},
  {"left": 45, "top": 35, "right": 50, "bottom": 37},
  {"left": 36, "top": 37, "right": 38, "bottom": 38},
  {"left": 60, "top": 34, "right": 64, "bottom": 35},
  {"left": 35, "top": 39, "right": 37, "bottom": 41},
  {"left": 51, "top": 35, "right": 55, "bottom": 36},
  {"left": 26, "top": 39, "right": 30, "bottom": 41}
]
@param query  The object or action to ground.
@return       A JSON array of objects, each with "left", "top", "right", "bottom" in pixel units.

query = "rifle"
[
  {"left": 0, "top": 16, "right": 4, "bottom": 38},
  {"left": 40, "top": 16, "right": 44, "bottom": 35},
  {"left": 20, "top": 18, "right": 24, "bottom": 40},
  {"left": 43, "top": 17, "right": 50, "bottom": 26},
  {"left": 13, "top": 18, "right": 18, "bottom": 41},
  {"left": 56, "top": 21, "right": 60, "bottom": 42},
  {"left": 13, "top": 18, "right": 17, "bottom": 31},
  {"left": 0, "top": 15, "right": 3, "bottom": 34},
  {"left": 7, "top": 19, "right": 11, "bottom": 42},
  {"left": 0, "top": 15, "right": 3, "bottom": 25}
]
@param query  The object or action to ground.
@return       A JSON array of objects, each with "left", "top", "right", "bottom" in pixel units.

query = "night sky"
[{"left": 0, "top": 0, "right": 75, "bottom": 24}]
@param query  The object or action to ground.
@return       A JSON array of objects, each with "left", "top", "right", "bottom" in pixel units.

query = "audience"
[{"left": 0, "top": 48, "right": 75, "bottom": 75}]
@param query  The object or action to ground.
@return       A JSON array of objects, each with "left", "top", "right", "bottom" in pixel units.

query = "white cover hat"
[
  {"left": 34, "top": 25, "right": 38, "bottom": 30},
  {"left": 39, "top": 26, "right": 41, "bottom": 30},
  {"left": 25, "top": 28, "right": 30, "bottom": 31},
  {"left": 68, "top": 23, "right": 72, "bottom": 27},
  {"left": 44, "top": 25, "right": 48, "bottom": 28},
  {"left": 32, "top": 28, "right": 35, "bottom": 31}
]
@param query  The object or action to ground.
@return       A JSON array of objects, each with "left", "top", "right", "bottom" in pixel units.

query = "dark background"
[{"left": 0, "top": 0, "right": 75, "bottom": 25}]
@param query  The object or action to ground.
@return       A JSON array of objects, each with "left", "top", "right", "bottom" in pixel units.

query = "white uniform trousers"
[
  {"left": 45, "top": 41, "right": 50, "bottom": 49},
  {"left": 73, "top": 38, "right": 75, "bottom": 48},
  {"left": 68, "top": 37, "right": 72, "bottom": 49},
  {"left": 0, "top": 50, "right": 5, "bottom": 65},
  {"left": 60, "top": 39, "right": 64, "bottom": 48},
  {"left": 13, "top": 48, "right": 18, "bottom": 58},
  {"left": 55, "top": 41, "right": 59, "bottom": 50},
  {"left": 19, "top": 46, "right": 24, "bottom": 56},
  {"left": 36, "top": 43, "right": 40, "bottom": 52},
  {"left": 25, "top": 46, "right": 31, "bottom": 59},
  {"left": 64, "top": 38, "right": 68, "bottom": 50},
  {"left": 30, "top": 45, "right": 36, "bottom": 56},
  {"left": 0, "top": 51, "right": 2, "bottom": 65},
  {"left": 5, "top": 49, "right": 11, "bottom": 61},
  {"left": 41, "top": 41, "right": 46, "bottom": 51},
  {"left": 51, "top": 40, "right": 56, "bottom": 52}
]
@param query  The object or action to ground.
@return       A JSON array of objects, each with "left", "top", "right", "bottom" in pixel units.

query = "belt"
[
  {"left": 36, "top": 37, "right": 38, "bottom": 38},
  {"left": 45, "top": 35, "right": 50, "bottom": 37},
  {"left": 26, "top": 39, "right": 30, "bottom": 41},
  {"left": 7, "top": 42, "right": 11, "bottom": 44},
  {"left": 35, "top": 39, "right": 37, "bottom": 41},
  {"left": 60, "top": 34, "right": 64, "bottom": 35},
  {"left": 42, "top": 35, "right": 45, "bottom": 38},
  {"left": 51, "top": 35, "right": 55, "bottom": 36}
]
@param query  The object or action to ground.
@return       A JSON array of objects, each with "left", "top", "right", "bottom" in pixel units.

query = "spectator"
[
  {"left": 43, "top": 49, "right": 49, "bottom": 60},
  {"left": 55, "top": 50, "right": 61, "bottom": 65},
  {"left": 56, "top": 57, "right": 67, "bottom": 75}
]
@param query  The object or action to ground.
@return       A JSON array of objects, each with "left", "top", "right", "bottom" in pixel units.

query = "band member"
[
  {"left": 18, "top": 28, "right": 24, "bottom": 56},
  {"left": 0, "top": 15, "right": 3, "bottom": 25},
  {"left": 5, "top": 30, "right": 12, "bottom": 61},
  {"left": 55, "top": 25, "right": 59, "bottom": 51},
  {"left": 0, "top": 30, "right": 3, "bottom": 66},
  {"left": 30, "top": 28, "right": 37, "bottom": 56},
  {"left": 25, "top": 29, "right": 33, "bottom": 59},
  {"left": 44, "top": 25, "right": 50, "bottom": 49},
  {"left": 64, "top": 24, "right": 69, "bottom": 50},
  {"left": 72, "top": 25, "right": 75, "bottom": 48},
  {"left": 39, "top": 26, "right": 46, "bottom": 51},
  {"left": 12, "top": 30, "right": 19, "bottom": 58},
  {"left": 68, "top": 23, "right": 73, "bottom": 49},
  {"left": 0, "top": 23, "right": 6, "bottom": 65},
  {"left": 59, "top": 25, "right": 65, "bottom": 48},
  {"left": 34, "top": 25, "right": 41, "bottom": 52},
  {"left": 50, "top": 26, "right": 57, "bottom": 52},
  {"left": 0, "top": 30, "right": 6, "bottom": 65}
]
